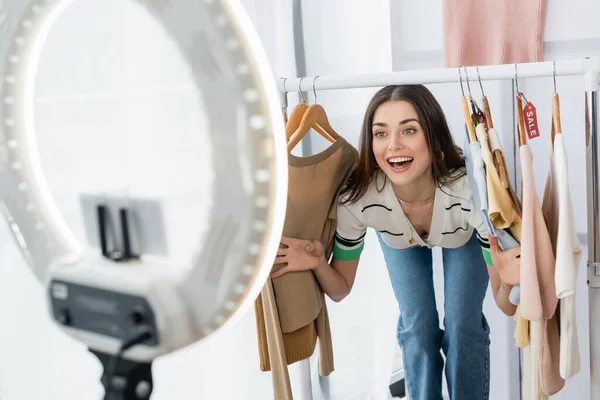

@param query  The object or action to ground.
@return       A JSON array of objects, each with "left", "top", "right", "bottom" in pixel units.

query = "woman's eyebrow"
[
  {"left": 399, "top": 118, "right": 419, "bottom": 125},
  {"left": 372, "top": 118, "right": 419, "bottom": 129}
]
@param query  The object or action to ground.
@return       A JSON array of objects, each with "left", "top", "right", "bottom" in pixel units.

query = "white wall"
[{"left": 391, "top": 1, "right": 600, "bottom": 399}]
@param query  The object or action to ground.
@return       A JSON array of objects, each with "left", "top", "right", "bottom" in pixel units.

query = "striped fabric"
[{"left": 333, "top": 169, "right": 491, "bottom": 262}]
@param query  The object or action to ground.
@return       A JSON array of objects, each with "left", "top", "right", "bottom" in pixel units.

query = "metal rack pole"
[
  {"left": 277, "top": 59, "right": 599, "bottom": 93},
  {"left": 586, "top": 62, "right": 600, "bottom": 396}
]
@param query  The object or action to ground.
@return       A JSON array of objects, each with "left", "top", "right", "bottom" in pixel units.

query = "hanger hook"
[
  {"left": 312, "top": 75, "right": 320, "bottom": 104},
  {"left": 514, "top": 63, "right": 519, "bottom": 92},
  {"left": 553, "top": 60, "right": 557, "bottom": 93},
  {"left": 280, "top": 77, "right": 288, "bottom": 94},
  {"left": 475, "top": 66, "right": 485, "bottom": 96},
  {"left": 463, "top": 66, "right": 473, "bottom": 97},
  {"left": 298, "top": 77, "right": 307, "bottom": 103},
  {"left": 458, "top": 67, "right": 465, "bottom": 97}
]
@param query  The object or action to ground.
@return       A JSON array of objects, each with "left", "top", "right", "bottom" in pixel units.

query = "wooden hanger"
[
  {"left": 514, "top": 65, "right": 528, "bottom": 147},
  {"left": 285, "top": 101, "right": 309, "bottom": 139},
  {"left": 459, "top": 68, "right": 476, "bottom": 142},
  {"left": 286, "top": 101, "right": 336, "bottom": 142},
  {"left": 476, "top": 65, "right": 494, "bottom": 129},
  {"left": 516, "top": 93, "right": 528, "bottom": 147},
  {"left": 475, "top": 66, "right": 510, "bottom": 189},
  {"left": 286, "top": 77, "right": 336, "bottom": 144},
  {"left": 551, "top": 62, "right": 562, "bottom": 145},
  {"left": 464, "top": 67, "right": 487, "bottom": 129},
  {"left": 287, "top": 103, "right": 338, "bottom": 151},
  {"left": 287, "top": 77, "right": 338, "bottom": 151}
]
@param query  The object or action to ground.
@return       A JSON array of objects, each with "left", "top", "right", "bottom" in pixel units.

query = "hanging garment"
[
  {"left": 466, "top": 125, "right": 521, "bottom": 305},
  {"left": 487, "top": 127, "right": 522, "bottom": 215},
  {"left": 256, "top": 279, "right": 293, "bottom": 399},
  {"left": 484, "top": 126, "right": 523, "bottom": 305},
  {"left": 464, "top": 132, "right": 494, "bottom": 235},
  {"left": 520, "top": 143, "right": 559, "bottom": 399},
  {"left": 477, "top": 126, "right": 522, "bottom": 242},
  {"left": 527, "top": 322, "right": 546, "bottom": 400},
  {"left": 553, "top": 133, "right": 583, "bottom": 379},
  {"left": 519, "top": 145, "right": 558, "bottom": 320},
  {"left": 254, "top": 137, "right": 358, "bottom": 385},
  {"left": 442, "top": 0, "right": 549, "bottom": 67},
  {"left": 539, "top": 141, "right": 565, "bottom": 395}
]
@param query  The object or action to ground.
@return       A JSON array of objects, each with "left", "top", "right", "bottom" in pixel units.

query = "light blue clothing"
[
  {"left": 463, "top": 128, "right": 521, "bottom": 305},
  {"left": 465, "top": 140, "right": 496, "bottom": 236},
  {"left": 377, "top": 231, "right": 490, "bottom": 400}
]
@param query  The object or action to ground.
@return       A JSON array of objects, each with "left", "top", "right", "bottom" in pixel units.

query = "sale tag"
[{"left": 523, "top": 102, "right": 540, "bottom": 140}]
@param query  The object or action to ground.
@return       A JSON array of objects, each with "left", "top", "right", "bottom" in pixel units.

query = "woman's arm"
[
  {"left": 487, "top": 234, "right": 520, "bottom": 316},
  {"left": 486, "top": 263, "right": 517, "bottom": 316},
  {"left": 270, "top": 236, "right": 360, "bottom": 302}
]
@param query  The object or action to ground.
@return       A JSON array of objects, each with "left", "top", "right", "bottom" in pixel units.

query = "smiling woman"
[{"left": 275, "top": 84, "right": 521, "bottom": 400}]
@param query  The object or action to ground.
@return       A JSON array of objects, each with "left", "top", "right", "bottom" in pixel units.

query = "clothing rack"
[{"left": 277, "top": 57, "right": 600, "bottom": 398}]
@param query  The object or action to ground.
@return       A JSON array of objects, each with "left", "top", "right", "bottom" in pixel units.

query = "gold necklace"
[
  {"left": 399, "top": 201, "right": 433, "bottom": 245},
  {"left": 397, "top": 195, "right": 434, "bottom": 207}
]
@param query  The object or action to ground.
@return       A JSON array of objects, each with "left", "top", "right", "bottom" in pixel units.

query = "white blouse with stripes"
[{"left": 333, "top": 169, "right": 490, "bottom": 261}]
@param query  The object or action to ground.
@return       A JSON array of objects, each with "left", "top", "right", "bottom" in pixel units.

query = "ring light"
[{"left": 0, "top": 0, "right": 287, "bottom": 397}]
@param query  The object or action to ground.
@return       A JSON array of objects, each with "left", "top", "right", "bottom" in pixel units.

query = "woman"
[{"left": 272, "top": 85, "right": 520, "bottom": 400}]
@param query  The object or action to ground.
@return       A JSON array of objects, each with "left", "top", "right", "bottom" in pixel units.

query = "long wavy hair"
[{"left": 343, "top": 84, "right": 465, "bottom": 204}]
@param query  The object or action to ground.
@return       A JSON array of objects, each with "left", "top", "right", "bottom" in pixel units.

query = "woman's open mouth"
[{"left": 387, "top": 156, "right": 413, "bottom": 173}]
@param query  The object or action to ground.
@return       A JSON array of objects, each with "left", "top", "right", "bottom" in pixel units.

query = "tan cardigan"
[{"left": 254, "top": 138, "right": 358, "bottom": 397}]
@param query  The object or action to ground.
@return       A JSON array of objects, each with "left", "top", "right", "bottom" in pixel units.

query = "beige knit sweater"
[{"left": 254, "top": 137, "right": 358, "bottom": 398}]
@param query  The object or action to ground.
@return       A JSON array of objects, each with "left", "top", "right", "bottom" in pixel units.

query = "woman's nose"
[{"left": 388, "top": 132, "right": 404, "bottom": 151}]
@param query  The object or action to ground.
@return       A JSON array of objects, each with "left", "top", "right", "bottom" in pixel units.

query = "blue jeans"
[{"left": 377, "top": 232, "right": 490, "bottom": 400}]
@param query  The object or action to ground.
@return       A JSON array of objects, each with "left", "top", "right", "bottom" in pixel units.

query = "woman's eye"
[
  {"left": 403, "top": 128, "right": 416, "bottom": 135},
  {"left": 374, "top": 131, "right": 386, "bottom": 138}
]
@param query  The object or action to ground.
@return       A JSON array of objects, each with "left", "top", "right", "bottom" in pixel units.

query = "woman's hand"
[
  {"left": 270, "top": 236, "right": 325, "bottom": 279},
  {"left": 488, "top": 234, "right": 521, "bottom": 285}
]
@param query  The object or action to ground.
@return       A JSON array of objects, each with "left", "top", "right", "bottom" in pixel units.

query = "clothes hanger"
[
  {"left": 463, "top": 67, "right": 486, "bottom": 128},
  {"left": 475, "top": 66, "right": 510, "bottom": 189},
  {"left": 459, "top": 67, "right": 477, "bottom": 143},
  {"left": 280, "top": 78, "right": 289, "bottom": 124},
  {"left": 476, "top": 66, "right": 495, "bottom": 129},
  {"left": 285, "top": 76, "right": 334, "bottom": 142},
  {"left": 287, "top": 76, "right": 338, "bottom": 151},
  {"left": 515, "top": 64, "right": 528, "bottom": 147},
  {"left": 551, "top": 61, "right": 562, "bottom": 146},
  {"left": 285, "top": 77, "right": 309, "bottom": 139}
]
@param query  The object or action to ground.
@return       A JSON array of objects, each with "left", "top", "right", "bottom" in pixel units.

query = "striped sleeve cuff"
[
  {"left": 481, "top": 247, "right": 493, "bottom": 265},
  {"left": 333, "top": 232, "right": 366, "bottom": 261},
  {"left": 475, "top": 230, "right": 489, "bottom": 248},
  {"left": 476, "top": 231, "right": 492, "bottom": 264}
]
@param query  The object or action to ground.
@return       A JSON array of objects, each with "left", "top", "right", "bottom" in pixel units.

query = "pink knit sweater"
[{"left": 443, "top": 0, "right": 548, "bottom": 67}]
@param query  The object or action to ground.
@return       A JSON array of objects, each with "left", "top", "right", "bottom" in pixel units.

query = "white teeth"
[{"left": 388, "top": 157, "right": 413, "bottom": 163}]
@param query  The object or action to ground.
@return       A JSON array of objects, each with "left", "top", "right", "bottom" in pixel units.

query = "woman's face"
[{"left": 371, "top": 100, "right": 432, "bottom": 188}]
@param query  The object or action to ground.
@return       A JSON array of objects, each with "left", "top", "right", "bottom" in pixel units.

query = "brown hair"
[{"left": 343, "top": 84, "right": 465, "bottom": 204}]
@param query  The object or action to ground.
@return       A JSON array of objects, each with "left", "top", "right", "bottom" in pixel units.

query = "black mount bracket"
[
  {"left": 97, "top": 205, "right": 139, "bottom": 262},
  {"left": 92, "top": 349, "right": 153, "bottom": 400}
]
